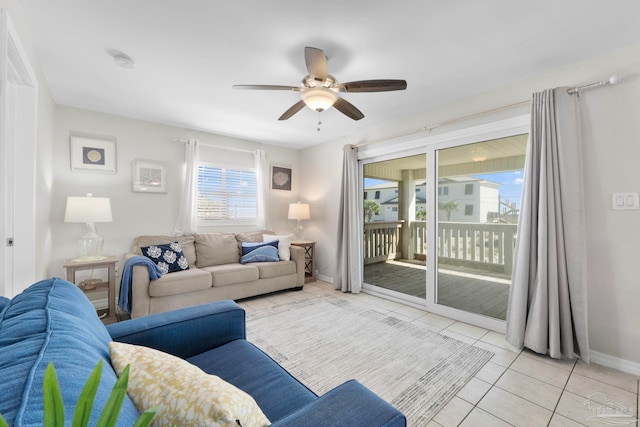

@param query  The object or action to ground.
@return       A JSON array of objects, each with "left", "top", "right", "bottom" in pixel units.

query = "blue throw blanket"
[{"left": 118, "top": 256, "right": 163, "bottom": 314}]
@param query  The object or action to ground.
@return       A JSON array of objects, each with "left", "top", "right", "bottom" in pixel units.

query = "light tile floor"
[{"left": 238, "top": 281, "right": 639, "bottom": 427}]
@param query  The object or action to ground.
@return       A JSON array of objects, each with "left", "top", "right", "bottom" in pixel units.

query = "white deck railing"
[
  {"left": 363, "top": 221, "right": 403, "bottom": 265},
  {"left": 365, "top": 220, "right": 517, "bottom": 274}
]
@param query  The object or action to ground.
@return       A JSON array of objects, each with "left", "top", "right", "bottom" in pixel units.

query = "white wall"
[
  {"left": 50, "top": 106, "right": 301, "bottom": 278},
  {"left": 301, "top": 42, "right": 640, "bottom": 369}
]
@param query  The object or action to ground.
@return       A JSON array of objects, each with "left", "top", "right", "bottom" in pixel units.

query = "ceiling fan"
[{"left": 233, "top": 47, "right": 407, "bottom": 121}]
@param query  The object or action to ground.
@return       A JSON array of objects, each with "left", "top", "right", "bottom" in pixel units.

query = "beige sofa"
[{"left": 125, "top": 231, "right": 305, "bottom": 318}]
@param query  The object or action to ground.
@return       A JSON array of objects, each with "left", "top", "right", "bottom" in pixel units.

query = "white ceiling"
[{"left": 20, "top": 1, "right": 640, "bottom": 150}]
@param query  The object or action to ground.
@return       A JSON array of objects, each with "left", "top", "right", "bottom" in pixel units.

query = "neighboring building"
[{"left": 364, "top": 177, "right": 501, "bottom": 223}]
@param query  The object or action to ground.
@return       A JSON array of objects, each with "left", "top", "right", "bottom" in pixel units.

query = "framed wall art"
[
  {"left": 132, "top": 160, "right": 167, "bottom": 193},
  {"left": 271, "top": 165, "right": 292, "bottom": 191},
  {"left": 70, "top": 136, "right": 117, "bottom": 173}
]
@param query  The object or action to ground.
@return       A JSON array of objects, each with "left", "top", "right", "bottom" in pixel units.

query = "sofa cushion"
[
  {"left": 202, "top": 264, "right": 259, "bottom": 287},
  {"left": 187, "top": 339, "right": 317, "bottom": 423},
  {"left": 251, "top": 260, "right": 297, "bottom": 279},
  {"left": 140, "top": 242, "right": 190, "bottom": 274},
  {"left": 134, "top": 235, "right": 196, "bottom": 267},
  {"left": 0, "top": 279, "right": 140, "bottom": 426},
  {"left": 148, "top": 268, "right": 212, "bottom": 297},
  {"left": 110, "top": 342, "right": 270, "bottom": 427},
  {"left": 195, "top": 233, "right": 240, "bottom": 267}
]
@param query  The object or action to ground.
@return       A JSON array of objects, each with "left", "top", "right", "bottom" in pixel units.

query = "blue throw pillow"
[
  {"left": 241, "top": 240, "right": 280, "bottom": 264},
  {"left": 241, "top": 240, "right": 279, "bottom": 256},
  {"left": 141, "top": 242, "right": 189, "bottom": 274}
]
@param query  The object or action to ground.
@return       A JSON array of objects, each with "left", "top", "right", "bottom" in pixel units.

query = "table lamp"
[
  {"left": 64, "top": 193, "right": 113, "bottom": 260},
  {"left": 288, "top": 202, "right": 310, "bottom": 241}
]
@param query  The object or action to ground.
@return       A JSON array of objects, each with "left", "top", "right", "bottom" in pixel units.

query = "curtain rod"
[
  {"left": 170, "top": 138, "right": 255, "bottom": 154},
  {"left": 567, "top": 74, "right": 620, "bottom": 95},
  {"left": 356, "top": 73, "right": 622, "bottom": 149}
]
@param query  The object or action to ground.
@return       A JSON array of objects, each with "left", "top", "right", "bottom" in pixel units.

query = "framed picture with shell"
[
  {"left": 69, "top": 135, "right": 116, "bottom": 174},
  {"left": 271, "top": 165, "right": 292, "bottom": 191}
]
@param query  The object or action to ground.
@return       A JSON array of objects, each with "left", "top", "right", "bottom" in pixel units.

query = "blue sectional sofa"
[{"left": 0, "top": 278, "right": 406, "bottom": 426}]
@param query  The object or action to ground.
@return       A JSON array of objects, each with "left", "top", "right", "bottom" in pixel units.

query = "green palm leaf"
[
  {"left": 72, "top": 360, "right": 103, "bottom": 427},
  {"left": 43, "top": 363, "right": 65, "bottom": 427},
  {"left": 96, "top": 365, "right": 130, "bottom": 427}
]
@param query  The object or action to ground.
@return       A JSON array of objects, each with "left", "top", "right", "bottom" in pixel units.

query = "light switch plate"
[{"left": 612, "top": 192, "right": 639, "bottom": 210}]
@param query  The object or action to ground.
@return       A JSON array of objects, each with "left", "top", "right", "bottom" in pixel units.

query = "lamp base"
[
  {"left": 77, "top": 233, "right": 104, "bottom": 261},
  {"left": 293, "top": 223, "right": 305, "bottom": 241}
]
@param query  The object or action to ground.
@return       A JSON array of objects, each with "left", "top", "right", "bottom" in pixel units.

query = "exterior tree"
[
  {"left": 364, "top": 200, "right": 381, "bottom": 222},
  {"left": 438, "top": 200, "right": 459, "bottom": 221},
  {"left": 416, "top": 208, "right": 426, "bottom": 220}
]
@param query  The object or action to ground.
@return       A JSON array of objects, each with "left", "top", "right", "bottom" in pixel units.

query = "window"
[
  {"left": 465, "top": 204, "right": 474, "bottom": 216},
  {"left": 465, "top": 184, "right": 473, "bottom": 195},
  {"left": 364, "top": 191, "right": 368, "bottom": 199},
  {"left": 438, "top": 186, "right": 449, "bottom": 196},
  {"left": 392, "top": 207, "right": 398, "bottom": 212},
  {"left": 197, "top": 164, "right": 257, "bottom": 222},
  {"left": 375, "top": 191, "right": 381, "bottom": 199}
]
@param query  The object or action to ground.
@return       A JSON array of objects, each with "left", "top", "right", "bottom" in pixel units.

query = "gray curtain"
[
  {"left": 334, "top": 144, "right": 363, "bottom": 293},
  {"left": 506, "top": 88, "right": 590, "bottom": 361}
]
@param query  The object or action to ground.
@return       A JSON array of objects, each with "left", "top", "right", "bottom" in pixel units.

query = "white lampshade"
[
  {"left": 64, "top": 194, "right": 113, "bottom": 223},
  {"left": 301, "top": 87, "right": 338, "bottom": 112},
  {"left": 288, "top": 203, "right": 310, "bottom": 220}
]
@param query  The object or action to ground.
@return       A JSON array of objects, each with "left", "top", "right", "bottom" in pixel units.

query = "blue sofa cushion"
[
  {"left": 0, "top": 278, "right": 139, "bottom": 426},
  {"left": 187, "top": 339, "right": 317, "bottom": 422}
]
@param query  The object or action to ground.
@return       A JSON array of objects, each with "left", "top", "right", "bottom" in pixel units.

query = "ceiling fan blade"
[
  {"left": 305, "top": 47, "right": 328, "bottom": 82},
  {"left": 233, "top": 84, "right": 302, "bottom": 91},
  {"left": 333, "top": 97, "right": 364, "bottom": 121},
  {"left": 336, "top": 79, "right": 407, "bottom": 92},
  {"left": 278, "top": 100, "right": 306, "bottom": 120}
]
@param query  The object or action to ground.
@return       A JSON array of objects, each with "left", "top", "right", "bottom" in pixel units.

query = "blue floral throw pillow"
[
  {"left": 241, "top": 240, "right": 279, "bottom": 264},
  {"left": 141, "top": 242, "right": 189, "bottom": 274}
]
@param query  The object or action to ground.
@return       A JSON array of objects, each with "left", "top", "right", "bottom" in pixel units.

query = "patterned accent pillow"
[
  {"left": 109, "top": 342, "right": 270, "bottom": 427},
  {"left": 141, "top": 242, "right": 189, "bottom": 274},
  {"left": 241, "top": 241, "right": 280, "bottom": 264}
]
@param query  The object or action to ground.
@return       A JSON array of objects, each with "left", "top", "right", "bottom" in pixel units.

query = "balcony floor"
[{"left": 363, "top": 260, "right": 510, "bottom": 320}]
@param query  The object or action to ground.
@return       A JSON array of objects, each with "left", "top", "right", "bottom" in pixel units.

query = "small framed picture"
[
  {"left": 70, "top": 136, "right": 116, "bottom": 173},
  {"left": 132, "top": 160, "right": 167, "bottom": 193},
  {"left": 271, "top": 165, "right": 292, "bottom": 191}
]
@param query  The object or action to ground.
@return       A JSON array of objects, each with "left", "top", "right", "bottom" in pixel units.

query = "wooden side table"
[
  {"left": 63, "top": 256, "right": 117, "bottom": 324},
  {"left": 291, "top": 241, "right": 316, "bottom": 283}
]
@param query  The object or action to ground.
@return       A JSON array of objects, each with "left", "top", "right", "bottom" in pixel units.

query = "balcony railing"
[
  {"left": 365, "top": 220, "right": 517, "bottom": 274},
  {"left": 363, "top": 221, "right": 403, "bottom": 265}
]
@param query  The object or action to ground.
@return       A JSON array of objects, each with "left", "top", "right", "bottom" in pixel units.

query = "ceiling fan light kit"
[
  {"left": 233, "top": 47, "right": 407, "bottom": 123},
  {"left": 301, "top": 87, "right": 338, "bottom": 111}
]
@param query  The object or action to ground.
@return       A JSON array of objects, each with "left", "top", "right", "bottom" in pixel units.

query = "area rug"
[{"left": 246, "top": 295, "right": 494, "bottom": 426}]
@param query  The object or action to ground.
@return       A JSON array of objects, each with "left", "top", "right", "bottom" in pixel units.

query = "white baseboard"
[
  {"left": 316, "top": 273, "right": 333, "bottom": 284},
  {"left": 589, "top": 350, "right": 640, "bottom": 376}
]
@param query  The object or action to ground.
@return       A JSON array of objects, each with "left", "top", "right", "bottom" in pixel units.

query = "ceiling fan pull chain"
[{"left": 317, "top": 110, "right": 322, "bottom": 132}]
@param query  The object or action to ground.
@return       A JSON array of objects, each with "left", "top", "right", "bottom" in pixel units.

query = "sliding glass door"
[
  {"left": 360, "top": 116, "right": 530, "bottom": 331},
  {"left": 362, "top": 153, "right": 427, "bottom": 305},
  {"left": 435, "top": 135, "right": 527, "bottom": 321}
]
